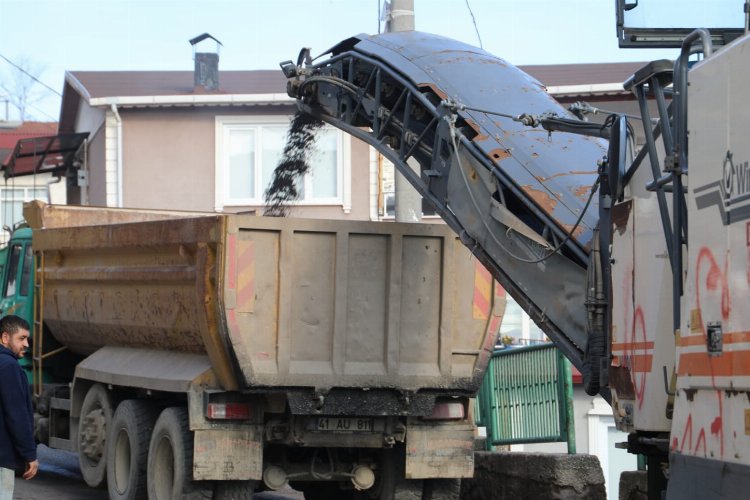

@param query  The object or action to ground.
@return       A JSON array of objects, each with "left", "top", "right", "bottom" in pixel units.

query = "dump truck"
[
  {"left": 279, "top": 6, "right": 750, "bottom": 498},
  {"left": 0, "top": 201, "right": 503, "bottom": 500}
]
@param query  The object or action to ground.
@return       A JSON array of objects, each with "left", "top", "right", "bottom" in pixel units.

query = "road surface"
[{"left": 13, "top": 445, "right": 304, "bottom": 499}]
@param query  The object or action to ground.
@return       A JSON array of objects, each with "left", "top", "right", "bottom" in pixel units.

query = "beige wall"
[
  {"left": 86, "top": 126, "right": 107, "bottom": 206},
  {"left": 114, "top": 106, "right": 371, "bottom": 219}
]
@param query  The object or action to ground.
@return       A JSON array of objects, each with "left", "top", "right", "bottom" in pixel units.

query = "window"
[
  {"left": 498, "top": 296, "right": 547, "bottom": 347},
  {"left": 3, "top": 244, "right": 21, "bottom": 298},
  {"left": 19, "top": 245, "right": 33, "bottom": 297},
  {"left": 215, "top": 116, "right": 351, "bottom": 210},
  {"left": 1, "top": 187, "right": 47, "bottom": 229},
  {"left": 379, "top": 156, "right": 436, "bottom": 218}
]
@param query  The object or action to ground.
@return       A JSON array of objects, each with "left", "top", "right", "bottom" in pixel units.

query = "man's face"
[{"left": 1, "top": 329, "right": 30, "bottom": 359}]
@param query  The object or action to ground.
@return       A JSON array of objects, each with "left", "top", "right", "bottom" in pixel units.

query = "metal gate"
[{"left": 475, "top": 343, "right": 575, "bottom": 453}]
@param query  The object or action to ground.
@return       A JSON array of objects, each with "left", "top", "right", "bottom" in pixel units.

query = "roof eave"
[
  {"left": 88, "top": 93, "right": 294, "bottom": 108},
  {"left": 545, "top": 82, "right": 629, "bottom": 97}
]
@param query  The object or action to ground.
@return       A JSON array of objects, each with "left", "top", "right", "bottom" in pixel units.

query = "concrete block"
[
  {"left": 619, "top": 471, "right": 647, "bottom": 500},
  {"left": 460, "top": 452, "right": 606, "bottom": 500}
]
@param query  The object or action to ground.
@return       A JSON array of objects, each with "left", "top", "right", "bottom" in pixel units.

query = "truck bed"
[{"left": 27, "top": 202, "right": 502, "bottom": 394}]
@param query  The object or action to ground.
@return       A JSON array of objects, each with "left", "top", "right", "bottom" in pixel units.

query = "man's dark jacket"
[{"left": 0, "top": 345, "right": 36, "bottom": 471}]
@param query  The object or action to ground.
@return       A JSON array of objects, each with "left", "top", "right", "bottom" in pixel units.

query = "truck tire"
[
  {"left": 213, "top": 480, "right": 259, "bottom": 500},
  {"left": 147, "top": 407, "right": 211, "bottom": 500},
  {"left": 424, "top": 479, "right": 461, "bottom": 500},
  {"left": 297, "top": 482, "right": 352, "bottom": 500},
  {"left": 79, "top": 383, "right": 115, "bottom": 488},
  {"left": 106, "top": 400, "right": 158, "bottom": 500},
  {"left": 392, "top": 480, "right": 423, "bottom": 500}
]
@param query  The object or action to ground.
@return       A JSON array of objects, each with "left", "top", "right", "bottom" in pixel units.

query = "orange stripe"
[
  {"left": 679, "top": 331, "right": 750, "bottom": 347},
  {"left": 473, "top": 262, "right": 492, "bottom": 320},
  {"left": 227, "top": 233, "right": 237, "bottom": 290},
  {"left": 612, "top": 341, "right": 654, "bottom": 352},
  {"left": 678, "top": 350, "right": 750, "bottom": 377},
  {"left": 630, "top": 354, "right": 653, "bottom": 373},
  {"left": 236, "top": 240, "right": 255, "bottom": 313}
]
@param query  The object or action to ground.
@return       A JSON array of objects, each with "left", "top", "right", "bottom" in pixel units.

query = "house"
[
  {"left": 0, "top": 120, "right": 62, "bottom": 238},
  {"left": 57, "top": 56, "right": 371, "bottom": 219}
]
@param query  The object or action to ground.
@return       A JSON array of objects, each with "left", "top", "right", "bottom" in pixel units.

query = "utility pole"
[{"left": 386, "top": 0, "right": 422, "bottom": 223}]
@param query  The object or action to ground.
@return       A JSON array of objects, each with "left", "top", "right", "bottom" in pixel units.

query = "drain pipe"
[
  {"left": 110, "top": 104, "right": 123, "bottom": 207},
  {"left": 45, "top": 175, "right": 62, "bottom": 205}
]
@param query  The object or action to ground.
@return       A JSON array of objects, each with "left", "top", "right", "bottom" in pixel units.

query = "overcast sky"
[{"left": 0, "top": 0, "right": 723, "bottom": 121}]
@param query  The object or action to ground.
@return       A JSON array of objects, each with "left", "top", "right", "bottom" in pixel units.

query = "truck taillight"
[
  {"left": 423, "top": 401, "right": 465, "bottom": 420},
  {"left": 206, "top": 402, "right": 252, "bottom": 420}
]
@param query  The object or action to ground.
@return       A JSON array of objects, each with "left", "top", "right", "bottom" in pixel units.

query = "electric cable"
[
  {"left": 0, "top": 53, "right": 62, "bottom": 97},
  {"left": 465, "top": 0, "right": 484, "bottom": 49}
]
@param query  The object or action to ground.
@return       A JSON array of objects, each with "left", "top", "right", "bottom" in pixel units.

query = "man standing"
[{"left": 0, "top": 315, "right": 37, "bottom": 499}]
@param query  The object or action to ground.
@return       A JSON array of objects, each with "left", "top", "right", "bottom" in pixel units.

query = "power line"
[
  {"left": 27, "top": 101, "right": 58, "bottom": 121},
  {"left": 0, "top": 53, "right": 62, "bottom": 97},
  {"left": 465, "top": 0, "right": 483, "bottom": 49}
]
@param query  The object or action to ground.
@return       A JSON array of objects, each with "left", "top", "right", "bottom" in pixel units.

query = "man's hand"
[{"left": 23, "top": 460, "right": 38, "bottom": 480}]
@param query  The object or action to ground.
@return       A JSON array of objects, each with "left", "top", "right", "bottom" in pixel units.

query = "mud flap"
[
  {"left": 193, "top": 427, "right": 263, "bottom": 480},
  {"left": 404, "top": 419, "right": 475, "bottom": 479}
]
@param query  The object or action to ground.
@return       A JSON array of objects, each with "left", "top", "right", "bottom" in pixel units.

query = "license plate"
[{"left": 310, "top": 417, "right": 381, "bottom": 432}]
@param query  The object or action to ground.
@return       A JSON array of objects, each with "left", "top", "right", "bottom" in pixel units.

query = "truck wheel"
[
  {"left": 79, "top": 383, "right": 114, "bottom": 488},
  {"left": 297, "top": 482, "right": 352, "bottom": 500},
  {"left": 213, "top": 480, "right": 259, "bottom": 499},
  {"left": 424, "top": 479, "right": 461, "bottom": 500},
  {"left": 392, "top": 480, "right": 423, "bottom": 500},
  {"left": 147, "top": 407, "right": 211, "bottom": 500},
  {"left": 106, "top": 400, "right": 158, "bottom": 500}
]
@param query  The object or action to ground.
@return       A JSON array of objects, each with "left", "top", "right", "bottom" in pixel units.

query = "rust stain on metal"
[
  {"left": 416, "top": 83, "right": 448, "bottom": 101},
  {"left": 487, "top": 148, "right": 511, "bottom": 162},
  {"left": 534, "top": 170, "right": 597, "bottom": 182},
  {"left": 561, "top": 223, "right": 587, "bottom": 239},
  {"left": 573, "top": 185, "right": 592, "bottom": 199},
  {"left": 611, "top": 200, "right": 632, "bottom": 234},
  {"left": 521, "top": 185, "right": 558, "bottom": 213},
  {"left": 609, "top": 365, "right": 636, "bottom": 400},
  {"left": 464, "top": 118, "right": 483, "bottom": 138}
]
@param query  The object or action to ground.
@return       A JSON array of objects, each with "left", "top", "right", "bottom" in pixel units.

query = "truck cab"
[{"left": 0, "top": 227, "right": 35, "bottom": 380}]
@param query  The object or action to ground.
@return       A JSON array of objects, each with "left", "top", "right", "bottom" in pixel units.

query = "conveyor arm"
[{"left": 282, "top": 32, "right": 609, "bottom": 373}]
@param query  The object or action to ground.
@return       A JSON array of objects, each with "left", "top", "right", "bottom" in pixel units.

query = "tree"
[{"left": 1, "top": 56, "right": 48, "bottom": 121}]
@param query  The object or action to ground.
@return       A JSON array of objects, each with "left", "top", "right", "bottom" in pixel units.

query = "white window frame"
[
  {"left": 1, "top": 186, "right": 48, "bottom": 224},
  {"left": 215, "top": 115, "right": 351, "bottom": 212}
]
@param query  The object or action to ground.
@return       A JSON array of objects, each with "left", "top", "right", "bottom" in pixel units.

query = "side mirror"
[{"left": 607, "top": 115, "right": 628, "bottom": 202}]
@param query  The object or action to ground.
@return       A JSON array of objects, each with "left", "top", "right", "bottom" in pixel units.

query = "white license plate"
[{"left": 310, "top": 417, "right": 380, "bottom": 432}]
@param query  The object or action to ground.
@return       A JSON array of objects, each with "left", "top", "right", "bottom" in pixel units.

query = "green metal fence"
[{"left": 475, "top": 343, "right": 575, "bottom": 453}]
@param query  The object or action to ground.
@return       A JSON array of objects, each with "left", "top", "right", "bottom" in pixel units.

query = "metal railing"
[{"left": 475, "top": 343, "right": 575, "bottom": 453}]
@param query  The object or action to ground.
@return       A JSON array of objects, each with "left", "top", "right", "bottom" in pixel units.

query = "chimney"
[{"left": 189, "top": 33, "right": 222, "bottom": 92}]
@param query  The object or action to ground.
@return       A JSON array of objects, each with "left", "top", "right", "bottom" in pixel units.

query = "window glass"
[
  {"left": 1, "top": 189, "right": 25, "bottom": 228},
  {"left": 219, "top": 118, "right": 344, "bottom": 206},
  {"left": 311, "top": 128, "right": 338, "bottom": 199},
  {"left": 228, "top": 129, "right": 255, "bottom": 199},
  {"left": 261, "top": 126, "right": 286, "bottom": 193},
  {"left": 19, "top": 244, "right": 33, "bottom": 297},
  {"left": 1, "top": 188, "right": 49, "bottom": 237},
  {"left": 3, "top": 244, "right": 21, "bottom": 298}
]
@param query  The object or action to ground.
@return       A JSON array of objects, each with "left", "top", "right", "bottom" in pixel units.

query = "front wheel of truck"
[{"left": 79, "top": 383, "right": 115, "bottom": 488}]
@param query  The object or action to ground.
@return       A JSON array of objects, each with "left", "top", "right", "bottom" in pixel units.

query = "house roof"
[
  {"left": 58, "top": 62, "right": 648, "bottom": 131},
  {"left": 522, "top": 61, "right": 647, "bottom": 98},
  {"left": 67, "top": 70, "right": 286, "bottom": 100},
  {"left": 0, "top": 121, "right": 58, "bottom": 164},
  {"left": 521, "top": 62, "right": 645, "bottom": 87},
  {"left": 65, "top": 61, "right": 647, "bottom": 103}
]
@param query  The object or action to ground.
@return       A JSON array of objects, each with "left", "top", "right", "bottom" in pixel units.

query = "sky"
[{"left": 0, "top": 0, "right": 719, "bottom": 122}]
